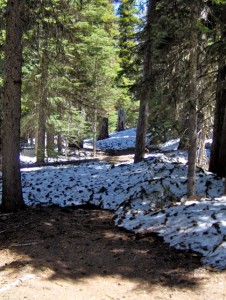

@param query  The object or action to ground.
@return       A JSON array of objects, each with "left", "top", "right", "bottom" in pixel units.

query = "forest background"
[{"left": 0, "top": 0, "right": 226, "bottom": 212}]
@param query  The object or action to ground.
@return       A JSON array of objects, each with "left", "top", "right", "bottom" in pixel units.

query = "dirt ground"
[{"left": 0, "top": 206, "right": 226, "bottom": 300}]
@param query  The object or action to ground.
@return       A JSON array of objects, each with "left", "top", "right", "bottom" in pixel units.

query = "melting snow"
[{"left": 1, "top": 128, "right": 226, "bottom": 270}]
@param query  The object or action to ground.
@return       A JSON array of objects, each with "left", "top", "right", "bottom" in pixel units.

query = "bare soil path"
[{"left": 0, "top": 206, "right": 226, "bottom": 300}]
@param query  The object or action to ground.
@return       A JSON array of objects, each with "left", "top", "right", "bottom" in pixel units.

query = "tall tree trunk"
[
  {"left": 98, "top": 117, "right": 109, "bottom": 140},
  {"left": 0, "top": 87, "right": 2, "bottom": 169},
  {"left": 1, "top": 0, "right": 25, "bottom": 211},
  {"left": 36, "top": 50, "right": 48, "bottom": 163},
  {"left": 187, "top": 2, "right": 199, "bottom": 199},
  {"left": 218, "top": 105, "right": 226, "bottom": 176},
  {"left": 209, "top": 67, "right": 226, "bottom": 175},
  {"left": 209, "top": 5, "right": 226, "bottom": 177},
  {"left": 187, "top": 3, "right": 198, "bottom": 198},
  {"left": 134, "top": 0, "right": 157, "bottom": 163},
  {"left": 197, "top": 126, "right": 207, "bottom": 169},
  {"left": 117, "top": 109, "right": 126, "bottom": 132},
  {"left": 93, "top": 107, "right": 97, "bottom": 157}
]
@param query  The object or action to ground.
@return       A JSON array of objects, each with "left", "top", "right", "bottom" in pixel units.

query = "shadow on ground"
[{"left": 0, "top": 206, "right": 204, "bottom": 292}]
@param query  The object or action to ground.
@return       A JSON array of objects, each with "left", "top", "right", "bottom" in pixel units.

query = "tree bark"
[
  {"left": 209, "top": 75, "right": 226, "bottom": 176},
  {"left": 35, "top": 49, "right": 48, "bottom": 163},
  {"left": 93, "top": 107, "right": 97, "bottom": 157},
  {"left": 0, "top": 87, "right": 2, "bottom": 169},
  {"left": 197, "top": 126, "right": 207, "bottom": 168},
  {"left": 209, "top": 5, "right": 226, "bottom": 177},
  {"left": 46, "top": 127, "right": 55, "bottom": 158},
  {"left": 98, "top": 117, "right": 109, "bottom": 140},
  {"left": 218, "top": 105, "right": 226, "bottom": 177},
  {"left": 117, "top": 109, "right": 126, "bottom": 132},
  {"left": 134, "top": 0, "right": 157, "bottom": 163},
  {"left": 187, "top": 2, "right": 199, "bottom": 199},
  {"left": 57, "top": 134, "right": 62, "bottom": 153},
  {"left": 1, "top": 0, "right": 25, "bottom": 211}
]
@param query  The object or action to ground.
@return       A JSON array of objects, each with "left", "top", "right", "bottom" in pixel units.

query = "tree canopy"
[{"left": 0, "top": 0, "right": 226, "bottom": 210}]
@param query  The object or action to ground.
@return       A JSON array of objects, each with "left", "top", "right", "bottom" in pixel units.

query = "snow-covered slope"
[{"left": 1, "top": 128, "right": 226, "bottom": 269}]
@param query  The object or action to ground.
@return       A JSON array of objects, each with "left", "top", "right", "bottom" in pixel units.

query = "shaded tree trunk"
[
  {"left": 209, "top": 5, "right": 226, "bottom": 177},
  {"left": 117, "top": 109, "right": 126, "bottom": 132},
  {"left": 0, "top": 86, "right": 3, "bottom": 169},
  {"left": 57, "top": 134, "right": 62, "bottom": 153},
  {"left": 98, "top": 117, "right": 109, "bottom": 140},
  {"left": 46, "top": 127, "right": 55, "bottom": 158},
  {"left": 93, "top": 106, "right": 97, "bottom": 157},
  {"left": 218, "top": 105, "right": 226, "bottom": 177},
  {"left": 197, "top": 126, "right": 207, "bottom": 169},
  {"left": 134, "top": 0, "right": 157, "bottom": 163},
  {"left": 1, "top": 0, "right": 26, "bottom": 211},
  {"left": 36, "top": 50, "right": 48, "bottom": 163},
  {"left": 187, "top": 2, "right": 199, "bottom": 199},
  {"left": 29, "top": 134, "right": 34, "bottom": 146},
  {"left": 209, "top": 67, "right": 226, "bottom": 176}
]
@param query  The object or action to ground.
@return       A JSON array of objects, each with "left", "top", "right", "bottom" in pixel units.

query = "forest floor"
[
  {"left": 1, "top": 147, "right": 226, "bottom": 300},
  {"left": 0, "top": 206, "right": 226, "bottom": 300}
]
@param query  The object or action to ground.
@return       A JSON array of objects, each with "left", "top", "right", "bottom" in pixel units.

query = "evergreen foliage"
[
  {"left": 116, "top": 0, "right": 140, "bottom": 130},
  {"left": 0, "top": 0, "right": 226, "bottom": 208},
  {"left": 136, "top": 0, "right": 221, "bottom": 149},
  {"left": 19, "top": 0, "right": 121, "bottom": 157}
]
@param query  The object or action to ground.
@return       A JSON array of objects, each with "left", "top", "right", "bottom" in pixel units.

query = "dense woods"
[{"left": 0, "top": 0, "right": 226, "bottom": 211}]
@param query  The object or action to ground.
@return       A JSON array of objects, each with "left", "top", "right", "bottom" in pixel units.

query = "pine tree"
[
  {"left": 1, "top": 0, "right": 26, "bottom": 211},
  {"left": 134, "top": 0, "right": 157, "bottom": 163},
  {"left": 209, "top": 2, "right": 226, "bottom": 177},
  {"left": 116, "top": 0, "right": 140, "bottom": 131},
  {"left": 187, "top": 1, "right": 200, "bottom": 199},
  {"left": 20, "top": 0, "right": 120, "bottom": 158}
]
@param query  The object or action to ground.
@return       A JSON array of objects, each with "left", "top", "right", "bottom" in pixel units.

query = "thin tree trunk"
[
  {"left": 36, "top": 108, "right": 46, "bottom": 162},
  {"left": 29, "top": 134, "right": 34, "bottom": 146},
  {"left": 36, "top": 50, "right": 48, "bottom": 163},
  {"left": 197, "top": 126, "right": 207, "bottom": 168},
  {"left": 65, "top": 137, "right": 69, "bottom": 159},
  {"left": 134, "top": 0, "right": 157, "bottom": 163},
  {"left": 187, "top": 3, "right": 199, "bottom": 199},
  {"left": 92, "top": 64, "right": 98, "bottom": 157},
  {"left": 1, "top": 0, "right": 25, "bottom": 211},
  {"left": 93, "top": 107, "right": 97, "bottom": 157},
  {"left": 57, "top": 134, "right": 62, "bottom": 153}
]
